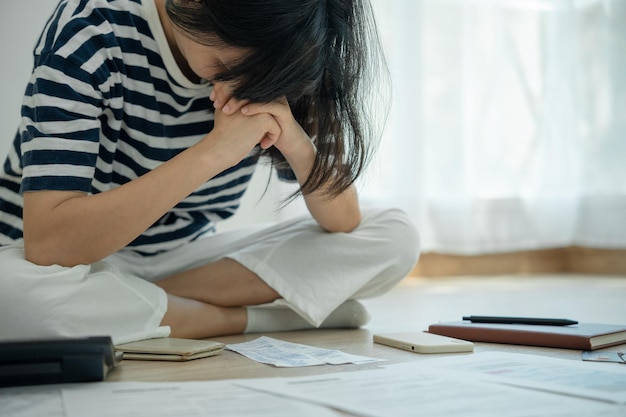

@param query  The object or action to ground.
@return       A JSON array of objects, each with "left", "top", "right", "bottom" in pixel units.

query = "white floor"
[{"left": 362, "top": 274, "right": 626, "bottom": 335}]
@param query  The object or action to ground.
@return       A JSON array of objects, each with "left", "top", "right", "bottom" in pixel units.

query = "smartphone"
[{"left": 373, "top": 331, "right": 474, "bottom": 354}]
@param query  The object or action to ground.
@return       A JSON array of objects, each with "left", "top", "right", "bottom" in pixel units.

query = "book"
[
  {"left": 428, "top": 321, "right": 626, "bottom": 350},
  {"left": 116, "top": 338, "right": 225, "bottom": 361}
]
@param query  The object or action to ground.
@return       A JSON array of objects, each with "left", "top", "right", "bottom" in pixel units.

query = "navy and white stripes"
[{"left": 0, "top": 0, "right": 281, "bottom": 256}]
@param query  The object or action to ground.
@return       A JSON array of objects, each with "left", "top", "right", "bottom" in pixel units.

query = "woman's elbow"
[
  {"left": 23, "top": 235, "right": 85, "bottom": 267},
  {"left": 321, "top": 210, "right": 362, "bottom": 233},
  {"left": 24, "top": 237, "right": 62, "bottom": 266}
]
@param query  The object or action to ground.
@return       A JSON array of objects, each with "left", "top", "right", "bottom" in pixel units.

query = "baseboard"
[{"left": 411, "top": 246, "right": 626, "bottom": 277}]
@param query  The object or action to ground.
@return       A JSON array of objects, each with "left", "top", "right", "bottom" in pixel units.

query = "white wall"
[{"left": 0, "top": 1, "right": 57, "bottom": 157}]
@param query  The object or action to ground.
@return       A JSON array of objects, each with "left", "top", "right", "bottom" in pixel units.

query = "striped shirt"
[{"left": 0, "top": 0, "right": 291, "bottom": 256}]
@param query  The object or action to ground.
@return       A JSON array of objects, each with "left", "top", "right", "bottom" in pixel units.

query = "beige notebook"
[{"left": 116, "top": 338, "right": 225, "bottom": 361}]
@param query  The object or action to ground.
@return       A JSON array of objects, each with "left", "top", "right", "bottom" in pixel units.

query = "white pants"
[{"left": 0, "top": 208, "right": 419, "bottom": 344}]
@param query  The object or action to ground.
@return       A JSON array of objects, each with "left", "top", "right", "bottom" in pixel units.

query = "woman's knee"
[
  {"left": 352, "top": 208, "right": 420, "bottom": 297},
  {"left": 365, "top": 207, "right": 420, "bottom": 274},
  {"left": 0, "top": 245, "right": 88, "bottom": 339},
  {"left": 0, "top": 245, "right": 167, "bottom": 343}
]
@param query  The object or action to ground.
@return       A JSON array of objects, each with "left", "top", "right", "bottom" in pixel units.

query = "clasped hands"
[{"left": 209, "top": 82, "right": 311, "bottom": 161}]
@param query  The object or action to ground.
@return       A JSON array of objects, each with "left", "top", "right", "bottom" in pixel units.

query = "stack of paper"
[{"left": 2, "top": 351, "right": 626, "bottom": 417}]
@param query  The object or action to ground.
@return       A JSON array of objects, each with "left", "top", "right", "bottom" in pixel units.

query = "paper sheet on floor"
[
  {"left": 402, "top": 351, "right": 626, "bottom": 405},
  {"left": 2, "top": 382, "right": 344, "bottom": 417},
  {"left": 0, "top": 385, "right": 65, "bottom": 417},
  {"left": 4, "top": 351, "right": 625, "bottom": 417},
  {"left": 237, "top": 358, "right": 626, "bottom": 417},
  {"left": 226, "top": 336, "right": 385, "bottom": 367},
  {"left": 60, "top": 381, "right": 343, "bottom": 417}
]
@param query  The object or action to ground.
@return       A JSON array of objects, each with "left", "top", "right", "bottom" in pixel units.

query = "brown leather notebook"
[{"left": 428, "top": 321, "right": 626, "bottom": 350}]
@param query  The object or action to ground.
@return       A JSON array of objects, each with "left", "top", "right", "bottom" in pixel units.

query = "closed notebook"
[
  {"left": 428, "top": 321, "right": 626, "bottom": 350},
  {"left": 116, "top": 338, "right": 225, "bottom": 361}
]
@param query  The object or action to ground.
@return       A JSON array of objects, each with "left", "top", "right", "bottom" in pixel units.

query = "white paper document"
[
  {"left": 226, "top": 336, "right": 384, "bottom": 367},
  {"left": 4, "top": 351, "right": 626, "bottom": 417},
  {"left": 407, "top": 351, "right": 626, "bottom": 404},
  {"left": 0, "top": 385, "right": 65, "bottom": 417},
  {"left": 238, "top": 365, "right": 625, "bottom": 417},
  {"left": 62, "top": 381, "right": 342, "bottom": 417}
]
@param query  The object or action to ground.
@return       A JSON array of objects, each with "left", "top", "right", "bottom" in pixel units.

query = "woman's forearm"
[
  {"left": 283, "top": 138, "right": 361, "bottom": 233},
  {"left": 23, "top": 140, "right": 225, "bottom": 267},
  {"left": 303, "top": 184, "right": 362, "bottom": 233},
  {"left": 24, "top": 109, "right": 281, "bottom": 267}
]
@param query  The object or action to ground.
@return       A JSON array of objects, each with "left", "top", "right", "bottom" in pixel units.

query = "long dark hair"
[{"left": 165, "top": 0, "right": 389, "bottom": 198}]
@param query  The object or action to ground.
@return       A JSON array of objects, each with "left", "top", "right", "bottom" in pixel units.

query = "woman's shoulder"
[{"left": 37, "top": 0, "right": 150, "bottom": 60}]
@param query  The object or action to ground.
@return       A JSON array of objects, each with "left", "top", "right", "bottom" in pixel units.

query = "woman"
[{"left": 0, "top": 0, "right": 419, "bottom": 344}]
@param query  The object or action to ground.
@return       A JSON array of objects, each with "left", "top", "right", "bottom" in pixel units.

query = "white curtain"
[{"left": 360, "top": 0, "right": 626, "bottom": 254}]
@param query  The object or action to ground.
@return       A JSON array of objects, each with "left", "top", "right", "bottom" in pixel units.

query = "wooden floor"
[
  {"left": 411, "top": 247, "right": 626, "bottom": 277},
  {"left": 109, "top": 273, "right": 626, "bottom": 382}
]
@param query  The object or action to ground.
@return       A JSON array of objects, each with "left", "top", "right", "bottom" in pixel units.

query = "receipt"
[{"left": 226, "top": 336, "right": 385, "bottom": 367}]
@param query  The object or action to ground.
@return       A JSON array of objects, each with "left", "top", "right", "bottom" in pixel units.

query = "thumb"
[{"left": 259, "top": 116, "right": 281, "bottom": 149}]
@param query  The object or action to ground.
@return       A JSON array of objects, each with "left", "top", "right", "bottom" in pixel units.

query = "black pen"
[{"left": 462, "top": 315, "right": 578, "bottom": 326}]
